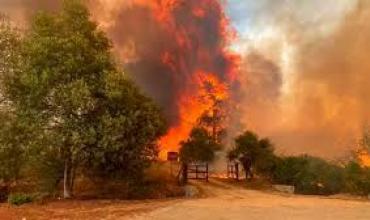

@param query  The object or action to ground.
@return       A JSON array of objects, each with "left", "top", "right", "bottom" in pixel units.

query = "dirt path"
[
  {"left": 1, "top": 180, "right": 370, "bottom": 219},
  {"left": 132, "top": 179, "right": 370, "bottom": 220},
  {"left": 0, "top": 199, "right": 181, "bottom": 219}
]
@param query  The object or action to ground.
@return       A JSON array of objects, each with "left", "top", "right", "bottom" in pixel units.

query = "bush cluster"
[
  {"left": 272, "top": 156, "right": 344, "bottom": 195},
  {"left": 7, "top": 193, "right": 33, "bottom": 206},
  {"left": 343, "top": 161, "right": 370, "bottom": 195},
  {"left": 268, "top": 155, "right": 370, "bottom": 196}
]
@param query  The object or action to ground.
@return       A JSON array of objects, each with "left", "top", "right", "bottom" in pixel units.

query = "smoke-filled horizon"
[
  {"left": 229, "top": 0, "right": 369, "bottom": 158},
  {"left": 1, "top": 0, "right": 369, "bottom": 159}
]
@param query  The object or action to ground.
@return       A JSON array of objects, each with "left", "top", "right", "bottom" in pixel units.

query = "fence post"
[
  {"left": 235, "top": 163, "right": 239, "bottom": 181},
  {"left": 182, "top": 163, "right": 188, "bottom": 185},
  {"left": 206, "top": 163, "right": 209, "bottom": 182},
  {"left": 195, "top": 164, "right": 198, "bottom": 179}
]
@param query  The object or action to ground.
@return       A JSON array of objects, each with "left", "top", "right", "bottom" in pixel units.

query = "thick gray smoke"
[
  {"left": 233, "top": 0, "right": 370, "bottom": 158},
  {"left": 88, "top": 0, "right": 237, "bottom": 126},
  {"left": 3, "top": 0, "right": 370, "bottom": 159}
]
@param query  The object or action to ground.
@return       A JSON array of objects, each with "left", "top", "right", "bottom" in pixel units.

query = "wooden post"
[
  {"left": 182, "top": 163, "right": 188, "bottom": 185},
  {"left": 206, "top": 163, "right": 209, "bottom": 182},
  {"left": 195, "top": 164, "right": 198, "bottom": 179}
]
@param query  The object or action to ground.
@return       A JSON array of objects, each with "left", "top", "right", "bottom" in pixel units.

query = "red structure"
[{"left": 167, "top": 151, "right": 179, "bottom": 162}]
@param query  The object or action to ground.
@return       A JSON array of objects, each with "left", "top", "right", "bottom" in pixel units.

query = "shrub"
[
  {"left": 273, "top": 155, "right": 344, "bottom": 195},
  {"left": 8, "top": 193, "right": 33, "bottom": 206},
  {"left": 344, "top": 161, "right": 370, "bottom": 195},
  {"left": 272, "top": 156, "right": 307, "bottom": 186},
  {"left": 295, "top": 157, "right": 343, "bottom": 195},
  {"left": 255, "top": 154, "right": 280, "bottom": 178}
]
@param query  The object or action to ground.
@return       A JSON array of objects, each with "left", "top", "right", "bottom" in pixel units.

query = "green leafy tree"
[
  {"left": 0, "top": 16, "right": 27, "bottom": 189},
  {"left": 179, "top": 127, "right": 221, "bottom": 163},
  {"left": 84, "top": 71, "right": 167, "bottom": 181},
  {"left": 0, "top": 112, "right": 25, "bottom": 185},
  {"left": 0, "top": 15, "right": 19, "bottom": 103},
  {"left": 228, "top": 131, "right": 275, "bottom": 180},
  {"left": 2, "top": 0, "right": 166, "bottom": 198}
]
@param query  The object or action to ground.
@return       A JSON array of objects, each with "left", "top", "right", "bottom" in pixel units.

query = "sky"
[{"left": 225, "top": 0, "right": 370, "bottom": 158}]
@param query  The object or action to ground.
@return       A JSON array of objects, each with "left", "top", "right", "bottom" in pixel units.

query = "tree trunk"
[
  {"left": 241, "top": 156, "right": 253, "bottom": 181},
  {"left": 63, "top": 157, "right": 73, "bottom": 199}
]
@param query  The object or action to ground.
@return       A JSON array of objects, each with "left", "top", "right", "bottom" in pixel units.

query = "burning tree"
[
  {"left": 90, "top": 0, "right": 240, "bottom": 155},
  {"left": 353, "top": 127, "right": 370, "bottom": 167},
  {"left": 197, "top": 74, "right": 228, "bottom": 145}
]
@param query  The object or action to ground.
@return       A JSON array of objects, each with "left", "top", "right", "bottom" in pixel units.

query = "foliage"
[
  {"left": 7, "top": 193, "right": 33, "bottom": 206},
  {"left": 180, "top": 127, "right": 222, "bottom": 163},
  {"left": 228, "top": 131, "right": 276, "bottom": 177},
  {"left": 273, "top": 155, "right": 344, "bottom": 195},
  {"left": 343, "top": 161, "right": 370, "bottom": 195},
  {"left": 84, "top": 71, "right": 167, "bottom": 180},
  {"left": 1, "top": 0, "right": 166, "bottom": 198},
  {"left": 0, "top": 114, "right": 23, "bottom": 183},
  {"left": 28, "top": 148, "right": 64, "bottom": 194},
  {"left": 0, "top": 15, "right": 20, "bottom": 93},
  {"left": 272, "top": 156, "right": 306, "bottom": 186}
]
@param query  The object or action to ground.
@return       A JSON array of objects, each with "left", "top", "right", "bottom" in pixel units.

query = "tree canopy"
[
  {"left": 0, "top": 0, "right": 167, "bottom": 198},
  {"left": 228, "top": 131, "right": 276, "bottom": 179},
  {"left": 179, "top": 127, "right": 221, "bottom": 163}
]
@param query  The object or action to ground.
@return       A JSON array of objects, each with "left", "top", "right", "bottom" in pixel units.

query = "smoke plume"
[
  {"left": 233, "top": 0, "right": 370, "bottom": 158},
  {"left": 88, "top": 0, "right": 239, "bottom": 154},
  {"left": 4, "top": 0, "right": 370, "bottom": 159}
]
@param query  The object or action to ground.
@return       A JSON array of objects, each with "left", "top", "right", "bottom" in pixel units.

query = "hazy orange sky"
[
  {"left": 227, "top": 0, "right": 370, "bottom": 158},
  {"left": 1, "top": 0, "right": 370, "bottom": 159}
]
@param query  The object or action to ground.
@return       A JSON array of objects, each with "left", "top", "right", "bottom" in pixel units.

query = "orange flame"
[
  {"left": 93, "top": 0, "right": 240, "bottom": 160},
  {"left": 358, "top": 149, "right": 370, "bottom": 167},
  {"left": 159, "top": 71, "right": 229, "bottom": 159},
  {"left": 153, "top": 0, "right": 239, "bottom": 160}
]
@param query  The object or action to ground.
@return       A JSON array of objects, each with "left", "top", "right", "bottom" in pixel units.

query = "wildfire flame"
[
  {"left": 159, "top": 71, "right": 230, "bottom": 159},
  {"left": 151, "top": 0, "right": 238, "bottom": 159},
  {"left": 357, "top": 149, "right": 370, "bottom": 167},
  {"left": 90, "top": 0, "right": 240, "bottom": 160}
]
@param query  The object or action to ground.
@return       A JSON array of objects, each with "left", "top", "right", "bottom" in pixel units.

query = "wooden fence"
[{"left": 183, "top": 163, "right": 209, "bottom": 182}]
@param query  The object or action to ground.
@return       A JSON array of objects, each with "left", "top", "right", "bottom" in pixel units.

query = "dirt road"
[
  {"left": 1, "top": 179, "right": 370, "bottom": 219},
  {"left": 132, "top": 180, "right": 370, "bottom": 220}
]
